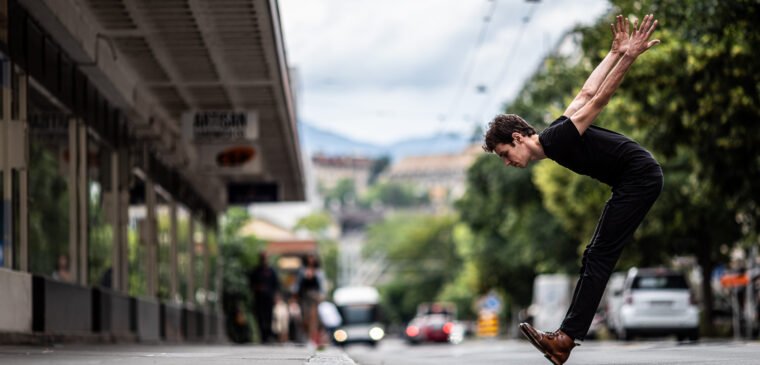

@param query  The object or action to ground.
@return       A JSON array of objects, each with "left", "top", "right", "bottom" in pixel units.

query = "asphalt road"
[{"left": 345, "top": 337, "right": 760, "bottom": 365}]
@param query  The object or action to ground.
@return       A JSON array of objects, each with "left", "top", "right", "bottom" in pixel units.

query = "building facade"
[{"left": 0, "top": 0, "right": 303, "bottom": 342}]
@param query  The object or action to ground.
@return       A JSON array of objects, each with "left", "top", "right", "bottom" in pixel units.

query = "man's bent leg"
[{"left": 560, "top": 175, "right": 662, "bottom": 340}]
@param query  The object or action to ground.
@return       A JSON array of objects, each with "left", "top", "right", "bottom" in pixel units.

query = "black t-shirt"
[{"left": 538, "top": 116, "right": 660, "bottom": 186}]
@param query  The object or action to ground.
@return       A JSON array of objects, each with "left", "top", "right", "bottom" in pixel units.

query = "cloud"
[{"left": 280, "top": 0, "right": 611, "bottom": 144}]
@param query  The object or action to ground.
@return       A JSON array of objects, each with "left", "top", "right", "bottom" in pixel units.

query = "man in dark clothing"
[
  {"left": 248, "top": 251, "right": 280, "bottom": 343},
  {"left": 482, "top": 14, "right": 661, "bottom": 364}
]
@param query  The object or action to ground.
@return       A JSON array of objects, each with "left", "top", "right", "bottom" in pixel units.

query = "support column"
[
  {"left": 203, "top": 223, "right": 209, "bottom": 309},
  {"left": 110, "top": 151, "right": 120, "bottom": 289},
  {"left": 187, "top": 216, "right": 195, "bottom": 304},
  {"left": 120, "top": 187, "right": 129, "bottom": 292},
  {"left": 2, "top": 62, "right": 11, "bottom": 269},
  {"left": 68, "top": 118, "right": 78, "bottom": 281},
  {"left": 169, "top": 200, "right": 178, "bottom": 302},
  {"left": 145, "top": 149, "right": 157, "bottom": 298},
  {"left": 78, "top": 121, "right": 87, "bottom": 285},
  {"left": 18, "top": 74, "right": 28, "bottom": 272}
]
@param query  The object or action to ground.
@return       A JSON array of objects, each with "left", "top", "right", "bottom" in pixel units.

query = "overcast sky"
[{"left": 279, "top": 0, "right": 611, "bottom": 145}]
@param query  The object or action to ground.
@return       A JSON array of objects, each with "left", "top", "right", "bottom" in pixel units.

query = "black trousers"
[
  {"left": 254, "top": 296, "right": 275, "bottom": 343},
  {"left": 559, "top": 169, "right": 663, "bottom": 340}
]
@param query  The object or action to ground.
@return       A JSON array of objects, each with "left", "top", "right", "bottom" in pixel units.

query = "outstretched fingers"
[
  {"left": 646, "top": 39, "right": 660, "bottom": 50},
  {"left": 646, "top": 19, "right": 659, "bottom": 38},
  {"left": 616, "top": 15, "right": 623, "bottom": 33}
]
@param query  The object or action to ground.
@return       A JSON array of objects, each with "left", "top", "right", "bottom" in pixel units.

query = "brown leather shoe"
[{"left": 519, "top": 323, "right": 579, "bottom": 365}]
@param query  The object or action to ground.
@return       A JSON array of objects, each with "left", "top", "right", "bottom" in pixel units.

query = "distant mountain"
[
  {"left": 299, "top": 122, "right": 472, "bottom": 161},
  {"left": 298, "top": 122, "right": 385, "bottom": 157}
]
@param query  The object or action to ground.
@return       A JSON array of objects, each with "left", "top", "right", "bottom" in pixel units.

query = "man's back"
[{"left": 539, "top": 116, "right": 660, "bottom": 186}]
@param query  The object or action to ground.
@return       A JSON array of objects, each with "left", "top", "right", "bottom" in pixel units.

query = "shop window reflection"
[
  {"left": 27, "top": 88, "right": 70, "bottom": 280},
  {"left": 87, "top": 136, "right": 114, "bottom": 287}
]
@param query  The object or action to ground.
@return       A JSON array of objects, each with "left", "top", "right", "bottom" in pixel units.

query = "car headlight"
[
  {"left": 369, "top": 326, "right": 385, "bottom": 341},
  {"left": 334, "top": 329, "right": 348, "bottom": 342}
]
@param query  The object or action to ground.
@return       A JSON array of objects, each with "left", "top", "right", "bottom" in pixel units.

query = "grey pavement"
[
  {"left": 346, "top": 337, "right": 760, "bottom": 365},
  {"left": 0, "top": 343, "right": 355, "bottom": 365}
]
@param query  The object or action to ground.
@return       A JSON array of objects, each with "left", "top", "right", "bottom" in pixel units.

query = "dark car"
[{"left": 404, "top": 302, "right": 457, "bottom": 344}]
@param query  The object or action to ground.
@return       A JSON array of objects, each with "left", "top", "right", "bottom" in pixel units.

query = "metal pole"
[
  {"left": 18, "top": 73, "right": 28, "bottom": 272},
  {"left": 733, "top": 287, "right": 741, "bottom": 340},
  {"left": 170, "top": 200, "right": 178, "bottom": 301},
  {"left": 746, "top": 245, "right": 757, "bottom": 338}
]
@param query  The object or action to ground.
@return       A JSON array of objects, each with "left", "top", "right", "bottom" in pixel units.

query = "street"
[{"left": 345, "top": 337, "right": 760, "bottom": 365}]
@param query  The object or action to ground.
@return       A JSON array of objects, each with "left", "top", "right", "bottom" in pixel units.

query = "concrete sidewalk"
[{"left": 0, "top": 343, "right": 357, "bottom": 364}]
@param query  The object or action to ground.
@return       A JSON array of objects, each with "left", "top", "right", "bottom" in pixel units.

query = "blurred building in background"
[
  {"left": 311, "top": 154, "right": 373, "bottom": 197},
  {"left": 383, "top": 143, "right": 481, "bottom": 205}
]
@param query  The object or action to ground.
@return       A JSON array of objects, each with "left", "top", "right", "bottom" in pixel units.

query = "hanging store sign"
[
  {"left": 181, "top": 111, "right": 259, "bottom": 142},
  {"left": 197, "top": 143, "right": 263, "bottom": 175}
]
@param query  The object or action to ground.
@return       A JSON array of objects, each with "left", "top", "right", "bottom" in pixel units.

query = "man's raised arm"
[
  {"left": 563, "top": 15, "right": 630, "bottom": 118},
  {"left": 570, "top": 14, "right": 659, "bottom": 135}
]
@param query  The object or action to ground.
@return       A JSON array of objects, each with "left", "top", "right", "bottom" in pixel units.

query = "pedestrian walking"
[
  {"left": 248, "top": 251, "right": 280, "bottom": 344},
  {"left": 482, "top": 14, "right": 662, "bottom": 365},
  {"left": 292, "top": 253, "right": 327, "bottom": 347}
]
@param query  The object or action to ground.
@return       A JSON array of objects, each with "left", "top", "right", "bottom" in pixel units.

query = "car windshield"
[
  {"left": 339, "top": 304, "right": 375, "bottom": 324},
  {"left": 632, "top": 274, "right": 689, "bottom": 290}
]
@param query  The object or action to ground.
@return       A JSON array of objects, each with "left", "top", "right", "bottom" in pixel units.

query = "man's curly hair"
[{"left": 482, "top": 114, "right": 537, "bottom": 153}]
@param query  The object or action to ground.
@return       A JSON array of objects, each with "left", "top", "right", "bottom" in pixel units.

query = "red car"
[{"left": 405, "top": 302, "right": 456, "bottom": 343}]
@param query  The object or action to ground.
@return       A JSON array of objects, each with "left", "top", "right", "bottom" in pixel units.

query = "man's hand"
[
  {"left": 610, "top": 14, "right": 630, "bottom": 55},
  {"left": 626, "top": 14, "right": 659, "bottom": 57}
]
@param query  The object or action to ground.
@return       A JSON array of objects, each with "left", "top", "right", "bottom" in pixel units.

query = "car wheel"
[{"left": 688, "top": 329, "right": 699, "bottom": 342}]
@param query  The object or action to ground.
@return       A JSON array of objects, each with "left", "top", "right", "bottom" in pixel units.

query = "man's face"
[{"left": 494, "top": 141, "right": 530, "bottom": 169}]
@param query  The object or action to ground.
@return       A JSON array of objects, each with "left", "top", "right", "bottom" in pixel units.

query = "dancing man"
[{"left": 482, "top": 14, "right": 661, "bottom": 364}]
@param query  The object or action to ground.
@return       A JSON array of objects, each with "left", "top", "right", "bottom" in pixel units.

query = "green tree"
[
  {"left": 456, "top": 154, "right": 577, "bottom": 317},
  {"left": 220, "top": 207, "right": 265, "bottom": 343},
  {"left": 363, "top": 213, "right": 464, "bottom": 324},
  {"left": 368, "top": 156, "right": 391, "bottom": 185},
  {"left": 321, "top": 178, "right": 357, "bottom": 209},
  {"left": 501, "top": 0, "right": 757, "bottom": 334},
  {"left": 359, "top": 182, "right": 429, "bottom": 209},
  {"left": 294, "top": 211, "right": 339, "bottom": 292}
]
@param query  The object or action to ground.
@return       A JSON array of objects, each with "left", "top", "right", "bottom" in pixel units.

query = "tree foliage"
[
  {"left": 456, "top": 155, "right": 577, "bottom": 311},
  {"left": 492, "top": 0, "right": 757, "bottom": 334},
  {"left": 363, "top": 213, "right": 464, "bottom": 323}
]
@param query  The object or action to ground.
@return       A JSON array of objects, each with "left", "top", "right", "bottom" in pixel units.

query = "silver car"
[{"left": 615, "top": 267, "right": 700, "bottom": 341}]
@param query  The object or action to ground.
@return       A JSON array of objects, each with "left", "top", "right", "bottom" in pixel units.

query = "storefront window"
[
  {"left": 87, "top": 136, "right": 114, "bottom": 287},
  {"left": 27, "top": 87, "right": 70, "bottom": 280},
  {"left": 207, "top": 227, "right": 218, "bottom": 311},
  {"left": 193, "top": 218, "right": 203, "bottom": 304},
  {"left": 128, "top": 174, "right": 147, "bottom": 297},
  {"left": 177, "top": 205, "right": 190, "bottom": 302},
  {"left": 156, "top": 191, "right": 170, "bottom": 301}
]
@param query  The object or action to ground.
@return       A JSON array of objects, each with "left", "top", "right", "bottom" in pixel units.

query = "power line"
[
  {"left": 443, "top": 0, "right": 499, "bottom": 125},
  {"left": 476, "top": 1, "right": 540, "bottom": 124}
]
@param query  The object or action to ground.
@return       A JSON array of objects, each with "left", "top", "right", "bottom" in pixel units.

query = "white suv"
[{"left": 615, "top": 267, "right": 700, "bottom": 341}]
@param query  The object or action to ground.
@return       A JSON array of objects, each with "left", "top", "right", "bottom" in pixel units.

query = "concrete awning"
[{"left": 21, "top": 0, "right": 305, "bottom": 210}]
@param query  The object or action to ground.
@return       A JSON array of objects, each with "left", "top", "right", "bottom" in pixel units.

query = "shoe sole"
[{"left": 518, "top": 323, "right": 563, "bottom": 365}]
